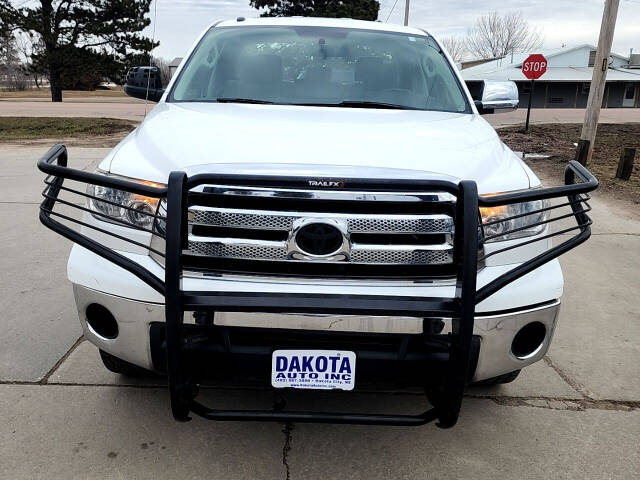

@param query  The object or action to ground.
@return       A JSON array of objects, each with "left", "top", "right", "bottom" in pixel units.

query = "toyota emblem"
[{"left": 295, "top": 222, "right": 344, "bottom": 256}]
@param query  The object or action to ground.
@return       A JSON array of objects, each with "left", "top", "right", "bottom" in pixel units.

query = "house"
[
  {"left": 462, "top": 44, "right": 640, "bottom": 108},
  {"left": 168, "top": 57, "right": 183, "bottom": 80},
  {"left": 460, "top": 57, "right": 502, "bottom": 70}
]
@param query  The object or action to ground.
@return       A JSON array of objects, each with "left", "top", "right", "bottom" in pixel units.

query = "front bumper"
[{"left": 73, "top": 283, "right": 560, "bottom": 382}]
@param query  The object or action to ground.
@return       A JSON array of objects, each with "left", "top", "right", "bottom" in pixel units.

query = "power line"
[
  {"left": 144, "top": 0, "right": 159, "bottom": 117},
  {"left": 385, "top": 0, "right": 400, "bottom": 23}
]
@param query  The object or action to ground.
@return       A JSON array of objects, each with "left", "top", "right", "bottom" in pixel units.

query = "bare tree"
[
  {"left": 466, "top": 11, "right": 543, "bottom": 60},
  {"left": 13, "top": 32, "right": 44, "bottom": 88},
  {"left": 440, "top": 36, "right": 466, "bottom": 63},
  {"left": 152, "top": 57, "right": 171, "bottom": 86},
  {"left": 13, "top": 32, "right": 35, "bottom": 69},
  {"left": 0, "top": 28, "right": 29, "bottom": 90}
]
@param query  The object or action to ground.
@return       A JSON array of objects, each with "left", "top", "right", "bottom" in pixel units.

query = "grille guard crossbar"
[{"left": 37, "top": 144, "right": 597, "bottom": 428}]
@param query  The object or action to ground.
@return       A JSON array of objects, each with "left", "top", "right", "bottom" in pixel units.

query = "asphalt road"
[
  {"left": 1, "top": 99, "right": 640, "bottom": 126},
  {"left": 1, "top": 144, "right": 639, "bottom": 479},
  {"left": 0, "top": 99, "right": 149, "bottom": 122}
]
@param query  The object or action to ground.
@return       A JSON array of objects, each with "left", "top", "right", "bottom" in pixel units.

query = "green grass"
[{"left": 0, "top": 117, "right": 136, "bottom": 141}]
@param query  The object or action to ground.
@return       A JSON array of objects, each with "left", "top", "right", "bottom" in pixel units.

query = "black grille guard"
[{"left": 38, "top": 144, "right": 597, "bottom": 428}]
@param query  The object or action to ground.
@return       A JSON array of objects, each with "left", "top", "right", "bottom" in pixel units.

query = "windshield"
[{"left": 169, "top": 26, "right": 470, "bottom": 113}]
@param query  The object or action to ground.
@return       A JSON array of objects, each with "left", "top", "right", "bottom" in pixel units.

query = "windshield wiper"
[
  {"left": 303, "top": 100, "right": 419, "bottom": 110},
  {"left": 216, "top": 97, "right": 275, "bottom": 104},
  {"left": 215, "top": 98, "right": 418, "bottom": 110},
  {"left": 338, "top": 101, "right": 421, "bottom": 110}
]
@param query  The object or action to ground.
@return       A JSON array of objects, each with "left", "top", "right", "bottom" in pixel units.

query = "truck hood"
[{"left": 107, "top": 102, "right": 535, "bottom": 194}]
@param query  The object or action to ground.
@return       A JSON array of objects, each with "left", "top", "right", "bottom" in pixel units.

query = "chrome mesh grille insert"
[
  {"left": 349, "top": 249, "right": 452, "bottom": 265},
  {"left": 186, "top": 239, "right": 454, "bottom": 265},
  {"left": 347, "top": 217, "right": 453, "bottom": 234},
  {"left": 188, "top": 240, "right": 287, "bottom": 260},
  {"left": 191, "top": 210, "right": 294, "bottom": 230},
  {"left": 189, "top": 208, "right": 453, "bottom": 234}
]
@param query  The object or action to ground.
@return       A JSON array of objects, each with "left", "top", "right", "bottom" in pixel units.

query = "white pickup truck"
[{"left": 39, "top": 17, "right": 597, "bottom": 428}]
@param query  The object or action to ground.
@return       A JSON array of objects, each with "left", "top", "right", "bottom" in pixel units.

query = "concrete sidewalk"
[
  {"left": 0, "top": 96, "right": 142, "bottom": 104},
  {"left": 1, "top": 100, "right": 639, "bottom": 126},
  {"left": 0, "top": 144, "right": 638, "bottom": 479},
  {"left": 490, "top": 107, "right": 640, "bottom": 128}
]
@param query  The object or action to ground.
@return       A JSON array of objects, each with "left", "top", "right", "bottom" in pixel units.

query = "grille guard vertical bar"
[
  {"left": 165, "top": 171, "right": 191, "bottom": 422},
  {"left": 436, "top": 180, "right": 478, "bottom": 428}
]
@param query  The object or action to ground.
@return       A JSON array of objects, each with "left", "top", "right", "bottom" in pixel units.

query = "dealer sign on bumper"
[{"left": 271, "top": 350, "right": 356, "bottom": 391}]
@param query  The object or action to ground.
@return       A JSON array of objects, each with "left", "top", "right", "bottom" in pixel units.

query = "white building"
[
  {"left": 168, "top": 57, "right": 183, "bottom": 80},
  {"left": 462, "top": 44, "right": 640, "bottom": 108}
]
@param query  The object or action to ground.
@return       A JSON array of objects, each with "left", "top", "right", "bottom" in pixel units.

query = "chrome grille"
[{"left": 152, "top": 187, "right": 456, "bottom": 276}]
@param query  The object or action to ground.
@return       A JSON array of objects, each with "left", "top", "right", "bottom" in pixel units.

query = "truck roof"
[{"left": 213, "top": 17, "right": 430, "bottom": 37}]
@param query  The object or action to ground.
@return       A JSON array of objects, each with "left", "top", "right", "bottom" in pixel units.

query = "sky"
[
  {"left": 7, "top": 0, "right": 640, "bottom": 60},
  {"left": 143, "top": 0, "right": 640, "bottom": 61}
]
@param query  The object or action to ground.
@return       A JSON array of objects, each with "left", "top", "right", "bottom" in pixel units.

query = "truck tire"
[
  {"left": 99, "top": 350, "right": 158, "bottom": 378},
  {"left": 473, "top": 369, "right": 521, "bottom": 386}
]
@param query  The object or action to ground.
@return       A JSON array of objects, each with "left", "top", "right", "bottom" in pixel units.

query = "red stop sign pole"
[{"left": 522, "top": 54, "right": 548, "bottom": 133}]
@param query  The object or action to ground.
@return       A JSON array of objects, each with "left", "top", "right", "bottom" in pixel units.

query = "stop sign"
[{"left": 522, "top": 54, "right": 548, "bottom": 80}]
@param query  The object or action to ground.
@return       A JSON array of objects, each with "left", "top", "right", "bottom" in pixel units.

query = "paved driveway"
[
  {"left": 1, "top": 144, "right": 638, "bottom": 479},
  {"left": 0, "top": 100, "right": 149, "bottom": 122}
]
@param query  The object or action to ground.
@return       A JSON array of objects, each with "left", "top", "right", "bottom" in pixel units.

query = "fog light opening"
[
  {"left": 85, "top": 303, "right": 119, "bottom": 339},
  {"left": 511, "top": 321, "right": 546, "bottom": 359}
]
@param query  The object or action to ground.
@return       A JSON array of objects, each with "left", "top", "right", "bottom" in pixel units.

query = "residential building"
[
  {"left": 168, "top": 57, "right": 183, "bottom": 80},
  {"left": 462, "top": 45, "right": 640, "bottom": 108}
]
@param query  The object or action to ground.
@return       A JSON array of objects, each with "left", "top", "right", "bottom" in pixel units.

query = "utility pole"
[
  {"left": 575, "top": 0, "right": 620, "bottom": 166},
  {"left": 404, "top": 0, "right": 410, "bottom": 26}
]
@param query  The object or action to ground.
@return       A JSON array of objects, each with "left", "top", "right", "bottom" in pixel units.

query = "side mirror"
[
  {"left": 124, "top": 66, "right": 165, "bottom": 102},
  {"left": 474, "top": 80, "right": 519, "bottom": 114}
]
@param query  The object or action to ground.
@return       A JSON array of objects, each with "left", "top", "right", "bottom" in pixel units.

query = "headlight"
[
  {"left": 87, "top": 173, "right": 163, "bottom": 230},
  {"left": 480, "top": 199, "right": 550, "bottom": 242}
]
